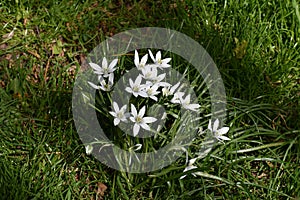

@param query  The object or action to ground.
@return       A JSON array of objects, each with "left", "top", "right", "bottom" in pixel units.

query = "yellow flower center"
[{"left": 136, "top": 116, "right": 142, "bottom": 123}]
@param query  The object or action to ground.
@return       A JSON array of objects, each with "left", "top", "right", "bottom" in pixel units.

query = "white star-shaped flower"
[
  {"left": 129, "top": 104, "right": 157, "bottom": 136},
  {"left": 180, "top": 94, "right": 200, "bottom": 111},
  {"left": 208, "top": 119, "right": 230, "bottom": 142},
  {"left": 88, "top": 73, "right": 114, "bottom": 91},
  {"left": 141, "top": 64, "right": 158, "bottom": 80},
  {"left": 85, "top": 144, "right": 93, "bottom": 155},
  {"left": 180, "top": 158, "right": 198, "bottom": 179},
  {"left": 170, "top": 91, "right": 185, "bottom": 104},
  {"left": 141, "top": 65, "right": 170, "bottom": 87},
  {"left": 125, "top": 75, "right": 148, "bottom": 97},
  {"left": 109, "top": 102, "right": 130, "bottom": 126},
  {"left": 134, "top": 50, "right": 148, "bottom": 70},
  {"left": 162, "top": 82, "right": 181, "bottom": 96},
  {"left": 89, "top": 57, "right": 118, "bottom": 77},
  {"left": 148, "top": 49, "right": 171, "bottom": 69},
  {"left": 144, "top": 82, "right": 160, "bottom": 101}
]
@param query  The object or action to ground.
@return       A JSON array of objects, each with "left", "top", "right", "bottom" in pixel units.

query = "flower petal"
[
  {"left": 120, "top": 104, "right": 127, "bottom": 111},
  {"left": 102, "top": 57, "right": 108, "bottom": 68},
  {"left": 217, "top": 127, "right": 229, "bottom": 135},
  {"left": 135, "top": 75, "right": 142, "bottom": 85},
  {"left": 134, "top": 50, "right": 139, "bottom": 67},
  {"left": 186, "top": 94, "right": 191, "bottom": 103},
  {"left": 88, "top": 81, "right": 100, "bottom": 89},
  {"left": 156, "top": 51, "right": 161, "bottom": 61},
  {"left": 112, "top": 102, "right": 119, "bottom": 112},
  {"left": 185, "top": 104, "right": 200, "bottom": 111},
  {"left": 218, "top": 135, "right": 231, "bottom": 141},
  {"left": 108, "top": 73, "right": 114, "bottom": 84},
  {"left": 133, "top": 123, "right": 140, "bottom": 136},
  {"left": 141, "top": 54, "right": 148, "bottom": 65},
  {"left": 125, "top": 87, "right": 133, "bottom": 94},
  {"left": 131, "top": 104, "right": 138, "bottom": 117},
  {"left": 148, "top": 49, "right": 155, "bottom": 62},
  {"left": 109, "top": 111, "right": 117, "bottom": 118},
  {"left": 85, "top": 144, "right": 93, "bottom": 155},
  {"left": 213, "top": 119, "right": 219, "bottom": 132},
  {"left": 138, "top": 91, "right": 148, "bottom": 98},
  {"left": 189, "top": 158, "right": 197, "bottom": 165},
  {"left": 139, "top": 106, "right": 146, "bottom": 117},
  {"left": 170, "top": 82, "right": 181, "bottom": 94},
  {"left": 160, "top": 63, "right": 171, "bottom": 68},
  {"left": 180, "top": 165, "right": 198, "bottom": 179},
  {"left": 140, "top": 123, "right": 150, "bottom": 131},
  {"left": 114, "top": 118, "right": 120, "bottom": 126},
  {"left": 129, "top": 78, "right": 134, "bottom": 87},
  {"left": 157, "top": 73, "right": 166, "bottom": 80},
  {"left": 143, "top": 117, "right": 157, "bottom": 123},
  {"left": 162, "top": 58, "right": 171, "bottom": 64},
  {"left": 150, "top": 96, "right": 158, "bottom": 101},
  {"left": 208, "top": 119, "right": 212, "bottom": 132},
  {"left": 109, "top": 59, "right": 118, "bottom": 69},
  {"left": 129, "top": 116, "right": 135, "bottom": 122},
  {"left": 89, "top": 63, "right": 102, "bottom": 71},
  {"left": 183, "top": 165, "right": 197, "bottom": 172}
]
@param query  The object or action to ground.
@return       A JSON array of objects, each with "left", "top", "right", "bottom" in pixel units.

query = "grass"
[{"left": 0, "top": 0, "right": 299, "bottom": 199}]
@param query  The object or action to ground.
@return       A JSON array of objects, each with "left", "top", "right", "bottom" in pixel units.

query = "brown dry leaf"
[
  {"left": 0, "top": 80, "right": 5, "bottom": 88},
  {"left": 170, "top": 3, "right": 177, "bottom": 9},
  {"left": 27, "top": 49, "right": 41, "bottom": 58},
  {"left": 2, "top": 29, "right": 14, "bottom": 39},
  {"left": 5, "top": 54, "right": 13, "bottom": 62},
  {"left": 0, "top": 43, "right": 8, "bottom": 50},
  {"left": 257, "top": 172, "right": 267, "bottom": 179},
  {"left": 23, "top": 18, "right": 28, "bottom": 26},
  {"left": 66, "top": 22, "right": 72, "bottom": 32},
  {"left": 266, "top": 161, "right": 274, "bottom": 168},
  {"left": 80, "top": 54, "right": 89, "bottom": 72},
  {"left": 96, "top": 182, "right": 107, "bottom": 198}
]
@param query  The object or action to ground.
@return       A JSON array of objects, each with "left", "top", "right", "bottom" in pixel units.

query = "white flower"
[
  {"left": 170, "top": 91, "right": 185, "bottom": 104},
  {"left": 89, "top": 57, "right": 118, "bottom": 77},
  {"left": 180, "top": 94, "right": 200, "bottom": 111},
  {"left": 109, "top": 102, "right": 130, "bottom": 126},
  {"left": 125, "top": 75, "right": 148, "bottom": 97},
  {"left": 85, "top": 144, "right": 93, "bottom": 155},
  {"left": 154, "top": 79, "right": 171, "bottom": 87},
  {"left": 141, "top": 64, "right": 158, "bottom": 80},
  {"left": 129, "top": 104, "right": 157, "bottom": 136},
  {"left": 151, "top": 73, "right": 170, "bottom": 87},
  {"left": 148, "top": 49, "right": 171, "bottom": 69},
  {"left": 162, "top": 82, "right": 181, "bottom": 96},
  {"left": 134, "top": 50, "right": 148, "bottom": 70},
  {"left": 141, "top": 65, "right": 170, "bottom": 87},
  {"left": 144, "top": 82, "right": 160, "bottom": 101},
  {"left": 180, "top": 158, "right": 198, "bottom": 179},
  {"left": 208, "top": 119, "right": 230, "bottom": 142},
  {"left": 88, "top": 73, "right": 114, "bottom": 91}
]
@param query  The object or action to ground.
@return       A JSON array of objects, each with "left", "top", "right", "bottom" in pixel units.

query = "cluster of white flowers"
[
  {"left": 87, "top": 50, "right": 202, "bottom": 136},
  {"left": 180, "top": 119, "right": 230, "bottom": 179},
  {"left": 87, "top": 50, "right": 231, "bottom": 177},
  {"left": 88, "top": 57, "right": 117, "bottom": 91}
]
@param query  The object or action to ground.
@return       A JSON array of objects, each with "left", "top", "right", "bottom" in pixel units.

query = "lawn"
[{"left": 0, "top": 0, "right": 299, "bottom": 199}]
